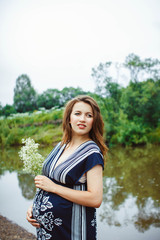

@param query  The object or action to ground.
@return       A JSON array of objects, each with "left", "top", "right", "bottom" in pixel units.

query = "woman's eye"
[
  {"left": 87, "top": 114, "right": 93, "bottom": 118},
  {"left": 75, "top": 112, "right": 80, "bottom": 115}
]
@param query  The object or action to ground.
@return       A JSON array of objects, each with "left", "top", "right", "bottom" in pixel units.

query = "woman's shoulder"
[
  {"left": 83, "top": 141, "right": 104, "bottom": 169},
  {"left": 83, "top": 140, "right": 101, "bottom": 151},
  {"left": 79, "top": 140, "right": 103, "bottom": 158}
]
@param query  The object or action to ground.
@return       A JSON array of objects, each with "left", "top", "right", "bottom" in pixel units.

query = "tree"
[
  {"left": 91, "top": 62, "right": 122, "bottom": 113},
  {"left": 1, "top": 104, "right": 16, "bottom": 117},
  {"left": 91, "top": 62, "right": 121, "bottom": 100},
  {"left": 0, "top": 103, "right": 3, "bottom": 116},
  {"left": 120, "top": 79, "right": 160, "bottom": 127},
  {"left": 124, "top": 53, "right": 160, "bottom": 83},
  {"left": 91, "top": 62, "right": 123, "bottom": 145},
  {"left": 91, "top": 62, "right": 112, "bottom": 97},
  {"left": 61, "top": 87, "right": 87, "bottom": 105},
  {"left": 36, "top": 87, "right": 88, "bottom": 110},
  {"left": 14, "top": 74, "right": 37, "bottom": 112},
  {"left": 37, "top": 89, "right": 61, "bottom": 109}
]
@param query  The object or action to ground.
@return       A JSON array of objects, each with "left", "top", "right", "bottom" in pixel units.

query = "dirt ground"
[{"left": 0, "top": 215, "right": 36, "bottom": 240}]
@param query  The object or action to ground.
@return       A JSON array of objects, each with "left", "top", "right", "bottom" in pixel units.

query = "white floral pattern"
[
  {"left": 33, "top": 190, "right": 63, "bottom": 239},
  {"left": 38, "top": 212, "right": 54, "bottom": 231},
  {"left": 33, "top": 190, "right": 53, "bottom": 217},
  {"left": 91, "top": 212, "right": 97, "bottom": 227},
  {"left": 37, "top": 228, "right": 52, "bottom": 240},
  {"left": 41, "top": 196, "right": 53, "bottom": 211},
  {"left": 54, "top": 218, "right": 63, "bottom": 226}
]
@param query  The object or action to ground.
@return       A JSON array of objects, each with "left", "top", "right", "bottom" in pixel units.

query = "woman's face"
[{"left": 70, "top": 101, "right": 94, "bottom": 138}]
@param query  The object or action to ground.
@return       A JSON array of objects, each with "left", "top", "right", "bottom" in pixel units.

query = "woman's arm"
[{"left": 34, "top": 165, "right": 103, "bottom": 208}]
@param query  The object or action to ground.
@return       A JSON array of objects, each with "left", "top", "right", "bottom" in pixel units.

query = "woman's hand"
[
  {"left": 26, "top": 205, "right": 40, "bottom": 228},
  {"left": 34, "top": 175, "right": 56, "bottom": 193}
]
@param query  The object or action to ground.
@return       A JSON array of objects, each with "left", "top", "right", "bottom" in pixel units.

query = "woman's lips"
[{"left": 77, "top": 124, "right": 86, "bottom": 129}]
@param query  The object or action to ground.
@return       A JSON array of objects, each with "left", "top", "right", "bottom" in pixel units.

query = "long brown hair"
[{"left": 61, "top": 95, "right": 108, "bottom": 158}]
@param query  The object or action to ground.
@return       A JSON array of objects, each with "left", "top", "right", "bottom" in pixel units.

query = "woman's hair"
[{"left": 61, "top": 95, "right": 108, "bottom": 158}]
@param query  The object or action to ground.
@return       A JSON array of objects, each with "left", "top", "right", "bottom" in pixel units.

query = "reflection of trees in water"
[
  {"left": 133, "top": 197, "right": 160, "bottom": 232},
  {"left": 101, "top": 145, "right": 160, "bottom": 232},
  {"left": 100, "top": 178, "right": 123, "bottom": 226},
  {"left": 0, "top": 147, "right": 23, "bottom": 176},
  {"left": 17, "top": 173, "right": 36, "bottom": 199},
  {"left": 134, "top": 206, "right": 160, "bottom": 232}
]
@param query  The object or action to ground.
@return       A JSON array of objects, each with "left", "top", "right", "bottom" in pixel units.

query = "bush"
[
  {"left": 0, "top": 109, "right": 63, "bottom": 147},
  {"left": 110, "top": 110, "right": 148, "bottom": 146}
]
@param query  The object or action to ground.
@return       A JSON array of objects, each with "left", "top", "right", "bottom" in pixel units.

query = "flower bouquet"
[{"left": 19, "top": 138, "right": 44, "bottom": 176}]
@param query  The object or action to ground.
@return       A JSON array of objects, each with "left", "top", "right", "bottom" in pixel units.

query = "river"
[{"left": 0, "top": 145, "right": 160, "bottom": 240}]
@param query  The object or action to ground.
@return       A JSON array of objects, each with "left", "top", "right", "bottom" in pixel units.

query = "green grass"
[{"left": 0, "top": 109, "right": 63, "bottom": 147}]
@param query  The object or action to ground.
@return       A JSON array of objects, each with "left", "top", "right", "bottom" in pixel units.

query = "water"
[{"left": 0, "top": 145, "right": 160, "bottom": 240}]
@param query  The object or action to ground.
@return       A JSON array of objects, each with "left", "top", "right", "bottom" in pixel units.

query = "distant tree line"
[
  {"left": 0, "top": 74, "right": 88, "bottom": 116},
  {"left": 0, "top": 53, "right": 160, "bottom": 146}
]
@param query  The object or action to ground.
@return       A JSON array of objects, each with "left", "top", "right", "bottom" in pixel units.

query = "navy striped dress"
[{"left": 32, "top": 140, "right": 104, "bottom": 240}]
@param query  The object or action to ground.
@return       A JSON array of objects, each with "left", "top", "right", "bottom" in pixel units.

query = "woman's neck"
[{"left": 68, "top": 135, "right": 91, "bottom": 148}]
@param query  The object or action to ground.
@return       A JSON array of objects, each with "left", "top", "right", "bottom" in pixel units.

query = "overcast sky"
[{"left": 0, "top": 0, "right": 160, "bottom": 106}]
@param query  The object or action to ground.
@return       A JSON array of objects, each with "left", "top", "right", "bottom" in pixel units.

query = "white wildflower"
[{"left": 19, "top": 138, "right": 44, "bottom": 176}]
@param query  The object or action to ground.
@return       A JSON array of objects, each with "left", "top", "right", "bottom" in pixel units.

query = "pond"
[{"left": 0, "top": 145, "right": 160, "bottom": 240}]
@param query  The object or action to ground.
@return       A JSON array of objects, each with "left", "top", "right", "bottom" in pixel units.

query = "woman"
[{"left": 27, "top": 95, "right": 108, "bottom": 240}]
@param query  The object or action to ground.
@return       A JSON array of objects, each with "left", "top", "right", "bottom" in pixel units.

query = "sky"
[{"left": 0, "top": 0, "right": 160, "bottom": 106}]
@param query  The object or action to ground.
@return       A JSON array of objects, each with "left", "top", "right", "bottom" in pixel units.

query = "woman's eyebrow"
[
  {"left": 86, "top": 111, "right": 93, "bottom": 114},
  {"left": 73, "top": 110, "right": 93, "bottom": 114}
]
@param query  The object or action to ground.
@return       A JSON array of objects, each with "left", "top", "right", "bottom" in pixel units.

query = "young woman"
[{"left": 26, "top": 95, "right": 108, "bottom": 240}]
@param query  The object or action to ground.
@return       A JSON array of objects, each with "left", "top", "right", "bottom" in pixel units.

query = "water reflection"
[
  {"left": 17, "top": 173, "right": 36, "bottom": 199},
  {"left": 0, "top": 146, "right": 53, "bottom": 198},
  {"left": 0, "top": 147, "right": 23, "bottom": 175},
  {"left": 101, "top": 145, "right": 160, "bottom": 232},
  {"left": 0, "top": 145, "right": 160, "bottom": 234}
]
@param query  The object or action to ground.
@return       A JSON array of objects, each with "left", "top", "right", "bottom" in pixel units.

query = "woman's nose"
[{"left": 79, "top": 114, "right": 85, "bottom": 121}]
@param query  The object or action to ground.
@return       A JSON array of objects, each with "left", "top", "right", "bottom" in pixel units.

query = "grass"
[{"left": 0, "top": 109, "right": 63, "bottom": 148}]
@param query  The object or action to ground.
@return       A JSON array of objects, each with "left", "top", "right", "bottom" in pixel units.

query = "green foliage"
[
  {"left": 121, "top": 79, "right": 160, "bottom": 127},
  {"left": 112, "top": 110, "right": 148, "bottom": 145},
  {"left": 13, "top": 74, "right": 37, "bottom": 113},
  {"left": 0, "top": 103, "right": 3, "bottom": 116},
  {"left": 1, "top": 53, "right": 160, "bottom": 147},
  {"left": 147, "top": 127, "right": 160, "bottom": 143},
  {"left": 0, "top": 104, "right": 16, "bottom": 117},
  {"left": 61, "top": 87, "right": 87, "bottom": 105},
  {"left": 124, "top": 53, "right": 160, "bottom": 82},
  {"left": 0, "top": 109, "right": 63, "bottom": 147},
  {"left": 37, "top": 87, "right": 87, "bottom": 110},
  {"left": 34, "top": 125, "right": 62, "bottom": 145},
  {"left": 5, "top": 128, "right": 23, "bottom": 146},
  {"left": 37, "top": 89, "right": 61, "bottom": 109},
  {"left": 91, "top": 54, "right": 160, "bottom": 146}
]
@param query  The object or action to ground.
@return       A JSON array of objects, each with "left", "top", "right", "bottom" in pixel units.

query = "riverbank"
[
  {"left": 0, "top": 108, "right": 63, "bottom": 148},
  {"left": 0, "top": 215, "right": 36, "bottom": 240}
]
